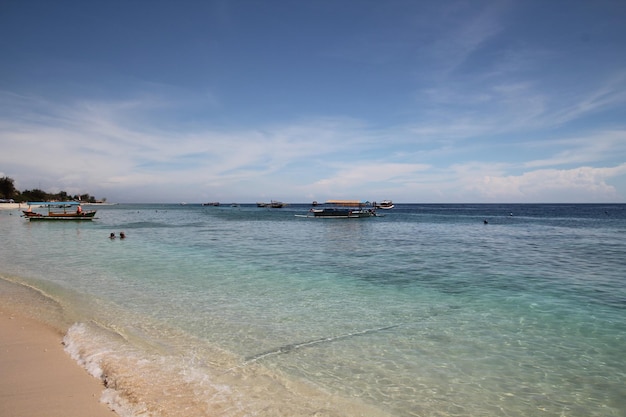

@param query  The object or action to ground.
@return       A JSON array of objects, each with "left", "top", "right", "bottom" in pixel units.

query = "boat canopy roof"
[
  {"left": 27, "top": 201, "right": 80, "bottom": 206},
  {"left": 325, "top": 200, "right": 368, "bottom": 207}
]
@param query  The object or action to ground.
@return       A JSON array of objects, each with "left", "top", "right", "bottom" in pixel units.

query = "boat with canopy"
[
  {"left": 305, "top": 200, "right": 377, "bottom": 218},
  {"left": 22, "top": 201, "right": 97, "bottom": 221}
]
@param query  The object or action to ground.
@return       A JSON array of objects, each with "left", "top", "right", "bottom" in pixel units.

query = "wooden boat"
[
  {"left": 375, "top": 200, "right": 395, "bottom": 209},
  {"left": 23, "top": 202, "right": 97, "bottom": 221},
  {"left": 22, "top": 210, "right": 43, "bottom": 217},
  {"left": 306, "top": 200, "right": 377, "bottom": 218}
]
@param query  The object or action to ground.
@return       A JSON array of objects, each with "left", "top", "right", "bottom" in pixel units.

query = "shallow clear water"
[{"left": 1, "top": 203, "right": 625, "bottom": 416}]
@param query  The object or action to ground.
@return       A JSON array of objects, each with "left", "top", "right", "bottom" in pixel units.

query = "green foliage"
[
  {"left": 20, "top": 188, "right": 49, "bottom": 202},
  {"left": 0, "top": 176, "right": 17, "bottom": 199},
  {"left": 0, "top": 176, "right": 103, "bottom": 203}
]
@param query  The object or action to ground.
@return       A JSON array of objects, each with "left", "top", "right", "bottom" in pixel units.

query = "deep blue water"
[{"left": 1, "top": 203, "right": 625, "bottom": 417}]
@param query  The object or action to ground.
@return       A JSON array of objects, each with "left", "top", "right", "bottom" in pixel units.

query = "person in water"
[
  {"left": 120, "top": 232, "right": 126, "bottom": 239},
  {"left": 110, "top": 232, "right": 116, "bottom": 239}
]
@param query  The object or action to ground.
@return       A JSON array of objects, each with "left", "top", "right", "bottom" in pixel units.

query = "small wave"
[{"left": 62, "top": 321, "right": 391, "bottom": 417}]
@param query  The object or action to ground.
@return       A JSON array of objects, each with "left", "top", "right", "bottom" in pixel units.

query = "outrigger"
[{"left": 22, "top": 201, "right": 97, "bottom": 221}]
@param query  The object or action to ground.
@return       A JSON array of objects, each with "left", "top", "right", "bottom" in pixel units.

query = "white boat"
[{"left": 375, "top": 200, "right": 394, "bottom": 209}]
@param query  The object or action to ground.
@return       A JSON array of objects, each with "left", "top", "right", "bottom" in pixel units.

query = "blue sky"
[{"left": 1, "top": 0, "right": 625, "bottom": 203}]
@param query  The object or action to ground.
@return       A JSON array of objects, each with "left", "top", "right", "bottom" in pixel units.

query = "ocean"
[{"left": 1, "top": 203, "right": 624, "bottom": 417}]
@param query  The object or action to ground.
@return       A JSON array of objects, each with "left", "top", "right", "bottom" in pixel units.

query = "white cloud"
[
  {"left": 466, "top": 163, "right": 626, "bottom": 203},
  {"left": 2, "top": 80, "right": 625, "bottom": 203}
]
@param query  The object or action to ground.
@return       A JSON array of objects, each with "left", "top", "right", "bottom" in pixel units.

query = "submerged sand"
[{"left": 0, "top": 308, "right": 114, "bottom": 417}]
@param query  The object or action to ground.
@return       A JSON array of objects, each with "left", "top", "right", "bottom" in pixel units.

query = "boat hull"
[
  {"left": 26, "top": 211, "right": 97, "bottom": 221},
  {"left": 310, "top": 208, "right": 376, "bottom": 218},
  {"left": 28, "top": 216, "right": 96, "bottom": 221}
]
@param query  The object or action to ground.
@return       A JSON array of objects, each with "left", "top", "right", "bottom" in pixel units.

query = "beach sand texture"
[
  {"left": 0, "top": 309, "right": 114, "bottom": 417},
  {"left": 0, "top": 203, "right": 24, "bottom": 211}
]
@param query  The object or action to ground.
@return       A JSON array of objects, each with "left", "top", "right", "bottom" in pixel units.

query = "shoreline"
[
  {"left": 0, "top": 305, "right": 114, "bottom": 417},
  {"left": 0, "top": 203, "right": 24, "bottom": 211},
  {"left": 0, "top": 203, "right": 115, "bottom": 211},
  {"left": 0, "top": 277, "right": 394, "bottom": 417}
]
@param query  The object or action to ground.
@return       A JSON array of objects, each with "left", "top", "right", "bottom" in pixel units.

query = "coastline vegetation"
[{"left": 0, "top": 176, "right": 104, "bottom": 203}]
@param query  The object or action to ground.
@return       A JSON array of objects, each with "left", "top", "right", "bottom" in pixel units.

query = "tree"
[
  {"left": 0, "top": 176, "right": 17, "bottom": 199},
  {"left": 0, "top": 176, "right": 102, "bottom": 203},
  {"left": 20, "top": 188, "right": 48, "bottom": 202}
]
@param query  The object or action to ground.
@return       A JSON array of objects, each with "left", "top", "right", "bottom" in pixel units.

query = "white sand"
[{"left": 0, "top": 309, "right": 115, "bottom": 417}]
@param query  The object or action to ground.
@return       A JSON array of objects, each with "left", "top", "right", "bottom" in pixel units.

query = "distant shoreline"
[{"left": 0, "top": 202, "right": 117, "bottom": 211}]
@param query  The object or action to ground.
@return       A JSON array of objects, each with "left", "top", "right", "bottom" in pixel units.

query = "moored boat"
[
  {"left": 374, "top": 200, "right": 394, "bottom": 209},
  {"left": 305, "top": 200, "right": 377, "bottom": 218},
  {"left": 22, "top": 202, "right": 97, "bottom": 221},
  {"left": 257, "top": 200, "right": 287, "bottom": 208}
]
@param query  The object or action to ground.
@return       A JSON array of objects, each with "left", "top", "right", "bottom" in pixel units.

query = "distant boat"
[
  {"left": 22, "top": 202, "right": 97, "bottom": 221},
  {"left": 202, "top": 202, "right": 220, "bottom": 206},
  {"left": 303, "top": 200, "right": 377, "bottom": 219},
  {"left": 257, "top": 200, "right": 287, "bottom": 208},
  {"left": 375, "top": 200, "right": 395, "bottom": 209}
]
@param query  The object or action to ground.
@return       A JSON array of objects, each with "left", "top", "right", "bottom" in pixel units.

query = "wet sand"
[{"left": 0, "top": 308, "right": 114, "bottom": 417}]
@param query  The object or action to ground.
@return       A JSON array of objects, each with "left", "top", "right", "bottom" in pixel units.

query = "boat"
[
  {"left": 305, "top": 200, "right": 377, "bottom": 218},
  {"left": 374, "top": 200, "right": 395, "bottom": 209},
  {"left": 202, "top": 202, "right": 220, "bottom": 206},
  {"left": 257, "top": 200, "right": 287, "bottom": 208},
  {"left": 22, "top": 202, "right": 97, "bottom": 221}
]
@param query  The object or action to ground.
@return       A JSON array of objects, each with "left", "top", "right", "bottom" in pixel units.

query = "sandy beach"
[
  {"left": 0, "top": 203, "right": 23, "bottom": 211},
  {"left": 0, "top": 203, "right": 115, "bottom": 416},
  {"left": 0, "top": 308, "right": 114, "bottom": 417}
]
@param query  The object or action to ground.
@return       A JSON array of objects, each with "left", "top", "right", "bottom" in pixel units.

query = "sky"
[{"left": 1, "top": 0, "right": 625, "bottom": 204}]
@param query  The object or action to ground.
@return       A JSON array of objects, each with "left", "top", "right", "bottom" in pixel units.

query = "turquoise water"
[{"left": 1, "top": 204, "right": 625, "bottom": 416}]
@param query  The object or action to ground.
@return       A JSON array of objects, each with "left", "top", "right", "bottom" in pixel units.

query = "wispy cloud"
[
  {"left": 2, "top": 88, "right": 625, "bottom": 202},
  {"left": 1, "top": 2, "right": 624, "bottom": 202},
  {"left": 524, "top": 130, "right": 626, "bottom": 168}
]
